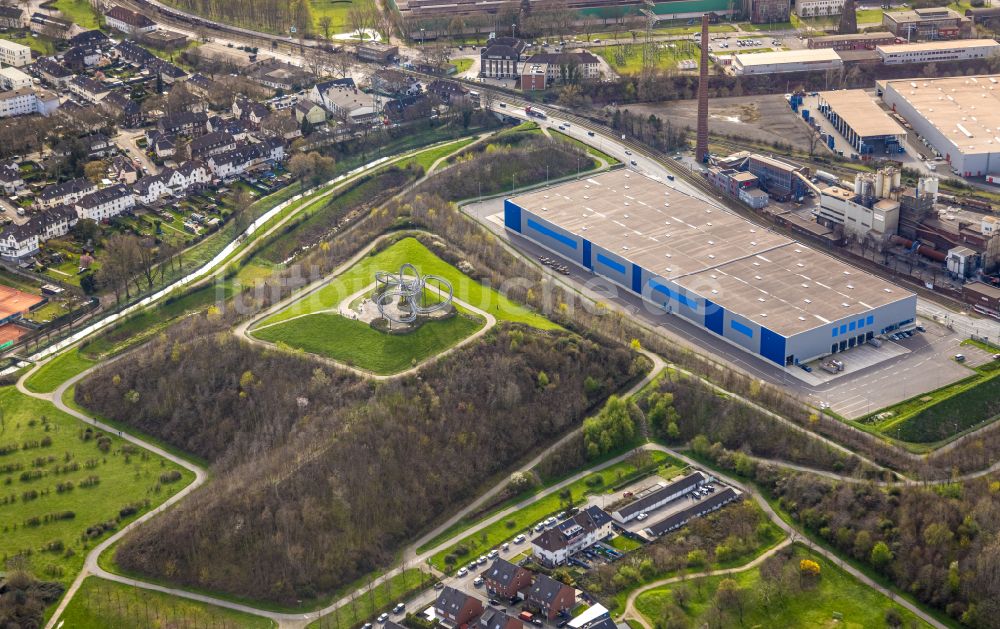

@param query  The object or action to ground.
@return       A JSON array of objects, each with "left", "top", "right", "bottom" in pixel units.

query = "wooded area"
[{"left": 76, "top": 321, "right": 641, "bottom": 604}]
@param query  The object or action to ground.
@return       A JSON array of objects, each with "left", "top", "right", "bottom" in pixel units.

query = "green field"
[
  {"left": 453, "top": 58, "right": 474, "bottom": 74},
  {"left": 595, "top": 41, "right": 699, "bottom": 74},
  {"left": 634, "top": 545, "right": 929, "bottom": 629},
  {"left": 51, "top": 0, "right": 101, "bottom": 28},
  {"left": 429, "top": 451, "right": 683, "bottom": 571},
  {"left": 59, "top": 577, "right": 276, "bottom": 628},
  {"left": 256, "top": 237, "right": 557, "bottom": 330},
  {"left": 24, "top": 349, "right": 96, "bottom": 394},
  {"left": 858, "top": 357, "right": 1000, "bottom": 445},
  {"left": 253, "top": 310, "right": 485, "bottom": 374},
  {"left": 306, "top": 569, "right": 433, "bottom": 629},
  {"left": 0, "top": 388, "right": 193, "bottom": 585},
  {"left": 1, "top": 33, "right": 56, "bottom": 55},
  {"left": 310, "top": 0, "right": 375, "bottom": 36},
  {"left": 395, "top": 137, "right": 477, "bottom": 174}
]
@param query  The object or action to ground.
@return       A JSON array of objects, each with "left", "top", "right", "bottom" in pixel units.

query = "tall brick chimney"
[
  {"left": 696, "top": 14, "right": 709, "bottom": 164},
  {"left": 839, "top": 0, "right": 858, "bottom": 34}
]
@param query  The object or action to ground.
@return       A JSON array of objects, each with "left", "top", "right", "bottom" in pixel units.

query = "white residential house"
[
  {"left": 0, "top": 224, "right": 38, "bottom": 259},
  {"left": 0, "top": 162, "right": 24, "bottom": 194},
  {"left": 133, "top": 174, "right": 169, "bottom": 205},
  {"left": 0, "top": 67, "right": 32, "bottom": 91},
  {"left": 37, "top": 178, "right": 96, "bottom": 209},
  {"left": 530, "top": 507, "right": 614, "bottom": 567},
  {"left": 0, "top": 39, "right": 31, "bottom": 67},
  {"left": 74, "top": 184, "right": 135, "bottom": 221},
  {"left": 0, "top": 205, "right": 77, "bottom": 260}
]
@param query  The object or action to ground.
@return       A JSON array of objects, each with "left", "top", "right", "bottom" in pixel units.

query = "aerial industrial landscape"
[{"left": 5, "top": 0, "right": 1000, "bottom": 627}]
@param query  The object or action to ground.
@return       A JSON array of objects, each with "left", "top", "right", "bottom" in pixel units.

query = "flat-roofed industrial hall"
[{"left": 505, "top": 171, "right": 917, "bottom": 366}]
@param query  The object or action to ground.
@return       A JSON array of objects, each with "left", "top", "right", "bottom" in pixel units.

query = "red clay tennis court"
[
  {"left": 0, "top": 285, "right": 44, "bottom": 322},
  {"left": 0, "top": 322, "right": 27, "bottom": 346}
]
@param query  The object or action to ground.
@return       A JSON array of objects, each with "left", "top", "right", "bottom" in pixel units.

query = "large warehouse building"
[
  {"left": 816, "top": 89, "right": 907, "bottom": 156},
  {"left": 881, "top": 75, "right": 1000, "bottom": 177},
  {"left": 505, "top": 171, "right": 916, "bottom": 367},
  {"left": 732, "top": 49, "right": 843, "bottom": 75}
]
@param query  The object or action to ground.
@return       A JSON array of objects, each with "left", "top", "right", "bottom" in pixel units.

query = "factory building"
[
  {"left": 816, "top": 167, "right": 903, "bottom": 241},
  {"left": 816, "top": 89, "right": 907, "bottom": 156},
  {"left": 876, "top": 39, "right": 1000, "bottom": 65},
  {"left": 747, "top": 154, "right": 809, "bottom": 201},
  {"left": 881, "top": 7, "right": 970, "bottom": 40},
  {"left": 732, "top": 49, "right": 843, "bottom": 75},
  {"left": 504, "top": 171, "right": 917, "bottom": 366},
  {"left": 794, "top": 0, "right": 844, "bottom": 18},
  {"left": 743, "top": 0, "right": 790, "bottom": 24},
  {"left": 807, "top": 32, "right": 897, "bottom": 50},
  {"left": 880, "top": 75, "right": 1000, "bottom": 177}
]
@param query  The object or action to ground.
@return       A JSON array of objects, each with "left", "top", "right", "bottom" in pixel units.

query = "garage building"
[
  {"left": 505, "top": 171, "right": 917, "bottom": 366},
  {"left": 881, "top": 75, "right": 1000, "bottom": 177}
]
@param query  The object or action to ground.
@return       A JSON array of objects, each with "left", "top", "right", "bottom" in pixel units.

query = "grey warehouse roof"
[{"left": 509, "top": 170, "right": 913, "bottom": 337}]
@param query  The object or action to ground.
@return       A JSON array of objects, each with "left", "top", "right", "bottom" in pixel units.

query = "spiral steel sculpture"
[{"left": 374, "top": 263, "right": 454, "bottom": 324}]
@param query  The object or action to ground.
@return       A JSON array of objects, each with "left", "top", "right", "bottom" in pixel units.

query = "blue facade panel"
[
  {"left": 526, "top": 218, "right": 577, "bottom": 249},
  {"left": 631, "top": 264, "right": 643, "bottom": 294},
  {"left": 760, "top": 328, "right": 786, "bottom": 365},
  {"left": 704, "top": 299, "right": 724, "bottom": 335},
  {"left": 597, "top": 253, "right": 626, "bottom": 273},
  {"left": 649, "top": 279, "right": 697, "bottom": 309},
  {"left": 583, "top": 240, "right": 592, "bottom": 270},
  {"left": 504, "top": 200, "right": 522, "bottom": 232},
  {"left": 730, "top": 320, "right": 754, "bottom": 337}
]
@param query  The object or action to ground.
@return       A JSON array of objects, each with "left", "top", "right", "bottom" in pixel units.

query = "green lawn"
[
  {"left": 453, "top": 58, "right": 474, "bottom": 74},
  {"left": 0, "top": 388, "right": 193, "bottom": 586},
  {"left": 256, "top": 237, "right": 558, "bottom": 330},
  {"left": 306, "top": 569, "right": 433, "bottom": 629},
  {"left": 51, "top": 0, "right": 101, "bottom": 28},
  {"left": 857, "top": 359, "right": 1000, "bottom": 445},
  {"left": 429, "top": 451, "right": 682, "bottom": 571},
  {"left": 253, "top": 310, "right": 485, "bottom": 375},
  {"left": 393, "top": 137, "right": 477, "bottom": 174},
  {"left": 634, "top": 545, "right": 930, "bottom": 629},
  {"left": 0, "top": 34, "right": 55, "bottom": 55},
  {"left": 608, "top": 534, "right": 643, "bottom": 552},
  {"left": 58, "top": 577, "right": 276, "bottom": 628},
  {"left": 594, "top": 41, "right": 699, "bottom": 75},
  {"left": 23, "top": 349, "right": 95, "bottom": 394},
  {"left": 310, "top": 0, "right": 375, "bottom": 36}
]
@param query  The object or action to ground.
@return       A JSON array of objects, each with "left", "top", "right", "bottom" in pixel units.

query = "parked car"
[
  {"left": 377, "top": 613, "right": 389, "bottom": 624},
  {"left": 393, "top": 604, "right": 405, "bottom": 614},
  {"left": 487, "top": 549, "right": 499, "bottom": 559},
  {"left": 955, "top": 354, "right": 966, "bottom": 362},
  {"left": 636, "top": 512, "right": 648, "bottom": 521},
  {"left": 502, "top": 543, "right": 510, "bottom": 551},
  {"left": 478, "top": 555, "right": 488, "bottom": 565},
  {"left": 457, "top": 567, "right": 469, "bottom": 577},
  {"left": 588, "top": 131, "right": 595, "bottom": 136},
  {"left": 474, "top": 576, "right": 485, "bottom": 587},
  {"left": 513, "top": 534, "right": 526, "bottom": 544},
  {"left": 434, "top": 582, "right": 445, "bottom": 590}
]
